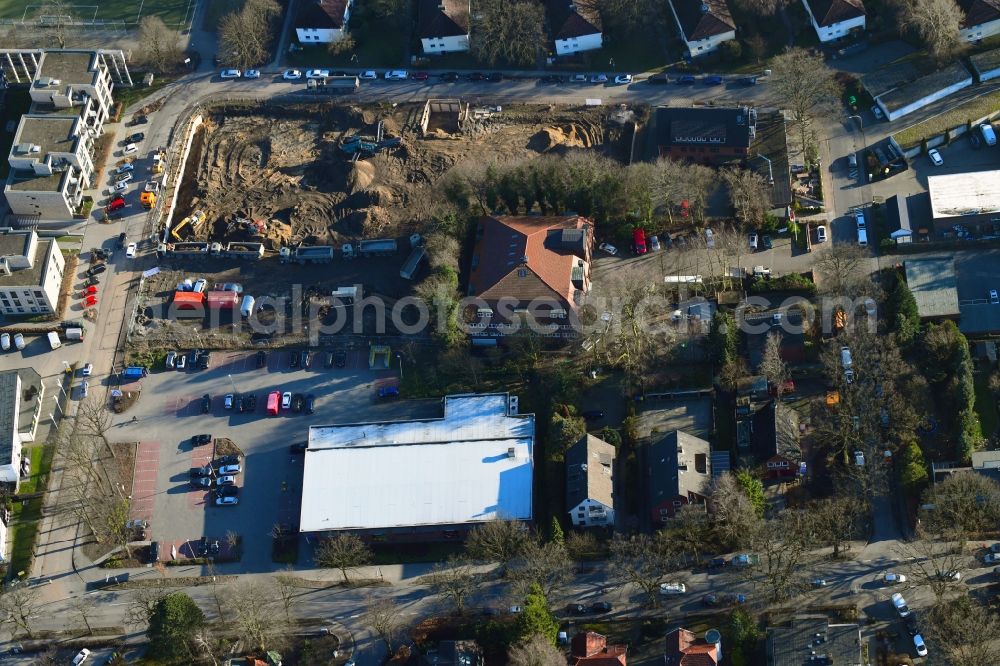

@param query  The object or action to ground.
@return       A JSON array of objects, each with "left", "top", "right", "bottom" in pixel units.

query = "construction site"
[{"left": 130, "top": 100, "right": 633, "bottom": 350}]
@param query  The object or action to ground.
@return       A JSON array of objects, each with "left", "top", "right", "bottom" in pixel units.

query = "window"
[{"left": 29, "top": 307, "right": 37, "bottom": 313}]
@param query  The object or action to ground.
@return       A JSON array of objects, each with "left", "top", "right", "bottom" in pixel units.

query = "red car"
[
  {"left": 632, "top": 228, "right": 647, "bottom": 255},
  {"left": 412, "top": 71, "right": 429, "bottom": 81}
]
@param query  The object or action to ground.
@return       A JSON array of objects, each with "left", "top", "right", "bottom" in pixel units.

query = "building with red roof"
[
  {"left": 664, "top": 628, "right": 720, "bottom": 666},
  {"left": 571, "top": 632, "right": 627, "bottom": 666}
]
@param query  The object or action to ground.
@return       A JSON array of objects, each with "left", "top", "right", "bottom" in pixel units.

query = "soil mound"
[
  {"left": 529, "top": 122, "right": 602, "bottom": 153},
  {"left": 347, "top": 161, "right": 375, "bottom": 193}
]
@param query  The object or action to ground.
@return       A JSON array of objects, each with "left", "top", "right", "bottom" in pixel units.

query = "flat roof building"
[
  {"left": 927, "top": 170, "right": 1000, "bottom": 232},
  {"left": 873, "top": 62, "right": 974, "bottom": 121},
  {"left": 0, "top": 230, "right": 65, "bottom": 316},
  {"left": 300, "top": 393, "right": 534, "bottom": 536},
  {"left": 766, "top": 617, "right": 862, "bottom": 666},
  {"left": 0, "top": 368, "right": 44, "bottom": 486},
  {"left": 905, "top": 256, "right": 960, "bottom": 320}
]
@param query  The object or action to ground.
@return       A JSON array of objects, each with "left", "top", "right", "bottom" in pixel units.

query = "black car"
[
  {"left": 332, "top": 70, "right": 349, "bottom": 77},
  {"left": 201, "top": 394, "right": 211, "bottom": 413},
  {"left": 487, "top": 72, "right": 503, "bottom": 82},
  {"left": 197, "top": 352, "right": 210, "bottom": 369},
  {"left": 196, "top": 537, "right": 221, "bottom": 557},
  {"left": 582, "top": 410, "right": 604, "bottom": 421},
  {"left": 648, "top": 73, "right": 670, "bottom": 84},
  {"left": 440, "top": 71, "right": 459, "bottom": 81},
  {"left": 541, "top": 75, "right": 562, "bottom": 83},
  {"left": 334, "top": 350, "right": 347, "bottom": 368},
  {"left": 118, "top": 232, "right": 127, "bottom": 249},
  {"left": 86, "top": 263, "right": 107, "bottom": 276},
  {"left": 565, "top": 603, "right": 588, "bottom": 615},
  {"left": 708, "top": 556, "right": 728, "bottom": 569},
  {"left": 291, "top": 393, "right": 305, "bottom": 413},
  {"left": 289, "top": 441, "right": 308, "bottom": 453},
  {"left": 192, "top": 433, "right": 212, "bottom": 446},
  {"left": 589, "top": 601, "right": 613, "bottom": 613},
  {"left": 738, "top": 76, "right": 758, "bottom": 86},
  {"left": 301, "top": 350, "right": 311, "bottom": 369},
  {"left": 256, "top": 350, "right": 267, "bottom": 368},
  {"left": 132, "top": 114, "right": 148, "bottom": 125},
  {"left": 468, "top": 72, "right": 485, "bottom": 81},
  {"left": 126, "top": 132, "right": 145, "bottom": 143},
  {"left": 92, "top": 248, "right": 108, "bottom": 261},
  {"left": 242, "top": 394, "right": 256, "bottom": 412},
  {"left": 192, "top": 465, "right": 214, "bottom": 477},
  {"left": 215, "top": 454, "right": 240, "bottom": 467},
  {"left": 305, "top": 394, "right": 316, "bottom": 414},
  {"left": 216, "top": 485, "right": 239, "bottom": 498},
  {"left": 190, "top": 476, "right": 212, "bottom": 489},
  {"left": 905, "top": 614, "right": 919, "bottom": 636},
  {"left": 148, "top": 541, "right": 159, "bottom": 563},
  {"left": 762, "top": 235, "right": 773, "bottom": 250},
  {"left": 290, "top": 351, "right": 300, "bottom": 369}
]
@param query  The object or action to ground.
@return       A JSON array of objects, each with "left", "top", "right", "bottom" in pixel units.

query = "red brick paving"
[{"left": 130, "top": 441, "right": 160, "bottom": 532}]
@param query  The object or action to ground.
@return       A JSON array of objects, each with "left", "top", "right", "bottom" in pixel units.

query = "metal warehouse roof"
[
  {"left": 928, "top": 169, "right": 1000, "bottom": 219},
  {"left": 300, "top": 393, "right": 535, "bottom": 532},
  {"left": 905, "top": 256, "right": 960, "bottom": 319}
]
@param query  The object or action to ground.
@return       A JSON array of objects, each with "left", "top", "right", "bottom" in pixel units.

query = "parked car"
[
  {"left": 305, "top": 394, "right": 316, "bottom": 414},
  {"left": 648, "top": 73, "right": 670, "bottom": 84},
  {"left": 216, "top": 485, "right": 239, "bottom": 498},
  {"left": 86, "top": 263, "right": 107, "bottom": 276},
  {"left": 0, "top": 333, "right": 8, "bottom": 351},
  {"left": 703, "top": 75, "right": 723, "bottom": 85},
  {"left": 598, "top": 242, "right": 618, "bottom": 256},
  {"left": 125, "top": 242, "right": 137, "bottom": 258},
  {"left": 256, "top": 350, "right": 267, "bottom": 368},
  {"left": 201, "top": 394, "right": 211, "bottom": 413},
  {"left": 218, "top": 464, "right": 241, "bottom": 476},
  {"left": 659, "top": 582, "right": 686, "bottom": 596},
  {"left": 883, "top": 572, "right": 907, "bottom": 585},
  {"left": 176, "top": 354, "right": 186, "bottom": 370},
  {"left": 650, "top": 235, "right": 662, "bottom": 252},
  {"left": 569, "top": 74, "right": 588, "bottom": 83},
  {"left": 891, "top": 592, "right": 910, "bottom": 617},
  {"left": 115, "top": 162, "right": 134, "bottom": 175},
  {"left": 928, "top": 148, "right": 943, "bottom": 166},
  {"left": 913, "top": 634, "right": 927, "bottom": 657},
  {"left": 282, "top": 69, "right": 303, "bottom": 80},
  {"left": 215, "top": 454, "right": 241, "bottom": 467},
  {"left": 762, "top": 235, "right": 772, "bottom": 250},
  {"left": 72, "top": 648, "right": 91, "bottom": 665},
  {"left": 871, "top": 105, "right": 885, "bottom": 120},
  {"left": 165, "top": 351, "right": 176, "bottom": 368},
  {"left": 614, "top": 74, "right": 632, "bottom": 85},
  {"left": 281, "top": 391, "right": 292, "bottom": 409},
  {"left": 412, "top": 71, "right": 429, "bottom": 81},
  {"left": 216, "top": 495, "right": 239, "bottom": 506},
  {"left": 377, "top": 386, "right": 400, "bottom": 400},
  {"left": 13, "top": 333, "right": 24, "bottom": 350},
  {"left": 291, "top": 393, "right": 305, "bottom": 413},
  {"left": 359, "top": 70, "right": 378, "bottom": 80},
  {"left": 749, "top": 232, "right": 759, "bottom": 251},
  {"left": 216, "top": 475, "right": 237, "bottom": 486},
  {"left": 290, "top": 351, "right": 300, "bottom": 369},
  {"left": 123, "top": 143, "right": 138, "bottom": 155},
  {"left": 81, "top": 363, "right": 93, "bottom": 376},
  {"left": 440, "top": 72, "right": 460, "bottom": 81},
  {"left": 984, "top": 552, "right": 1000, "bottom": 564},
  {"left": 565, "top": 603, "right": 588, "bottom": 615},
  {"left": 243, "top": 69, "right": 261, "bottom": 79},
  {"left": 224, "top": 393, "right": 235, "bottom": 410},
  {"left": 190, "top": 476, "right": 212, "bottom": 488},
  {"left": 305, "top": 69, "right": 330, "bottom": 79},
  {"left": 385, "top": 70, "right": 409, "bottom": 80},
  {"left": 193, "top": 278, "right": 207, "bottom": 292},
  {"left": 992, "top": 289, "right": 999, "bottom": 305},
  {"left": 810, "top": 578, "right": 829, "bottom": 587},
  {"left": 241, "top": 394, "right": 257, "bottom": 412},
  {"left": 300, "top": 350, "right": 311, "bottom": 369},
  {"left": 590, "top": 74, "right": 608, "bottom": 83},
  {"left": 676, "top": 75, "right": 696, "bottom": 84},
  {"left": 589, "top": 601, "right": 612, "bottom": 613},
  {"left": 816, "top": 225, "right": 828, "bottom": 243},
  {"left": 192, "top": 434, "right": 212, "bottom": 446},
  {"left": 220, "top": 69, "right": 242, "bottom": 79}
]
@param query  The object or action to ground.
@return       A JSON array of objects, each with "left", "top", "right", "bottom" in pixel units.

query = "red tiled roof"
[
  {"left": 417, "top": 0, "right": 470, "bottom": 39},
  {"left": 546, "top": 0, "right": 603, "bottom": 40},
  {"left": 670, "top": 0, "right": 736, "bottom": 41},
  {"left": 959, "top": 0, "right": 1000, "bottom": 28},
  {"left": 664, "top": 628, "right": 719, "bottom": 666},
  {"left": 469, "top": 215, "right": 591, "bottom": 308},
  {"left": 296, "top": 0, "right": 351, "bottom": 30},
  {"left": 806, "top": 0, "right": 866, "bottom": 27},
  {"left": 571, "top": 632, "right": 627, "bottom": 666}
]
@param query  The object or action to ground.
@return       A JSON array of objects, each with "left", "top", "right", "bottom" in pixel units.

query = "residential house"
[
  {"left": 418, "top": 0, "right": 471, "bottom": 54},
  {"left": 648, "top": 431, "right": 711, "bottom": 524},
  {"left": 666, "top": 0, "right": 737, "bottom": 58},
  {"left": 566, "top": 434, "right": 615, "bottom": 528},
  {"left": 466, "top": 215, "right": 593, "bottom": 340},
  {"left": 571, "top": 632, "right": 627, "bottom": 666},
  {"left": 886, "top": 194, "right": 913, "bottom": 244},
  {"left": 0, "top": 231, "right": 65, "bottom": 316},
  {"left": 744, "top": 400, "right": 800, "bottom": 480},
  {"left": 422, "top": 639, "right": 484, "bottom": 666},
  {"left": 0, "top": 368, "right": 45, "bottom": 488},
  {"left": 546, "top": 0, "right": 604, "bottom": 56},
  {"left": 959, "top": 0, "right": 1000, "bottom": 43},
  {"left": 655, "top": 106, "right": 755, "bottom": 165},
  {"left": 766, "top": 617, "right": 863, "bottom": 666},
  {"left": 801, "top": 0, "right": 866, "bottom": 43},
  {"left": 295, "top": 0, "right": 353, "bottom": 44},
  {"left": 664, "top": 627, "right": 720, "bottom": 666}
]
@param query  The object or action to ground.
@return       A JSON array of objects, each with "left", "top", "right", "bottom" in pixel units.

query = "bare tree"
[
  {"left": 470, "top": 0, "right": 546, "bottom": 68},
  {"left": 814, "top": 244, "right": 869, "bottom": 297},
  {"left": 920, "top": 473, "right": 1000, "bottom": 538},
  {"left": 924, "top": 594, "right": 1000, "bottom": 666},
  {"left": 363, "top": 596, "right": 404, "bottom": 654},
  {"left": 204, "top": 561, "right": 230, "bottom": 626},
  {"left": 662, "top": 504, "right": 712, "bottom": 566},
  {"left": 769, "top": 48, "right": 841, "bottom": 162},
  {"left": 218, "top": 0, "right": 282, "bottom": 69},
  {"left": 426, "top": 555, "right": 479, "bottom": 614},
  {"left": 507, "top": 632, "right": 565, "bottom": 666},
  {"left": 314, "top": 534, "right": 372, "bottom": 582},
  {"left": 721, "top": 168, "right": 771, "bottom": 230},
  {"left": 33, "top": 1, "right": 76, "bottom": 48},
  {"left": 124, "top": 586, "right": 170, "bottom": 629},
  {"left": 730, "top": 0, "right": 784, "bottom": 13},
  {"left": 228, "top": 580, "right": 275, "bottom": 653},
  {"left": 708, "top": 472, "right": 763, "bottom": 549},
  {"left": 272, "top": 573, "right": 299, "bottom": 626},
  {"left": 506, "top": 540, "right": 573, "bottom": 598},
  {"left": 191, "top": 627, "right": 222, "bottom": 666},
  {"left": 0, "top": 584, "right": 38, "bottom": 638},
  {"left": 806, "top": 496, "right": 867, "bottom": 558},
  {"left": 138, "top": 16, "right": 182, "bottom": 74},
  {"left": 897, "top": 531, "right": 971, "bottom": 603},
  {"left": 609, "top": 533, "right": 685, "bottom": 607},
  {"left": 759, "top": 331, "right": 788, "bottom": 390},
  {"left": 748, "top": 510, "right": 813, "bottom": 602},
  {"left": 71, "top": 597, "right": 94, "bottom": 635},
  {"left": 465, "top": 519, "right": 531, "bottom": 566},
  {"left": 76, "top": 396, "right": 117, "bottom": 461},
  {"left": 892, "top": 0, "right": 966, "bottom": 63}
]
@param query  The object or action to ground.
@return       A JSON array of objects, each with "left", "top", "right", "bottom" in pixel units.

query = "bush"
[
  {"left": 750, "top": 273, "right": 816, "bottom": 295},
  {"left": 720, "top": 40, "right": 742, "bottom": 61}
]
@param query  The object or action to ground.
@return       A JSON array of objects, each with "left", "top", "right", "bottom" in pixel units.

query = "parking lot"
[{"left": 117, "top": 348, "right": 440, "bottom": 570}]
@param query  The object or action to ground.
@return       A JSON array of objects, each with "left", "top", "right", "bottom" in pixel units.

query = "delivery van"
[{"left": 240, "top": 295, "right": 255, "bottom": 318}]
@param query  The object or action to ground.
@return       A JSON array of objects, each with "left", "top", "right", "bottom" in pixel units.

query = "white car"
[
  {"left": 282, "top": 69, "right": 303, "bottom": 80},
  {"left": 80, "top": 380, "right": 89, "bottom": 398},
  {"left": 928, "top": 148, "right": 943, "bottom": 166},
  {"left": 883, "top": 572, "right": 906, "bottom": 585},
  {"left": 913, "top": 634, "right": 927, "bottom": 657},
  {"left": 125, "top": 242, "right": 137, "bottom": 258},
  {"left": 218, "top": 464, "right": 242, "bottom": 475},
  {"left": 113, "top": 180, "right": 128, "bottom": 193},
  {"left": 220, "top": 69, "right": 242, "bottom": 79},
  {"left": 816, "top": 225, "right": 827, "bottom": 242},
  {"left": 991, "top": 289, "right": 999, "bottom": 304},
  {"left": 116, "top": 171, "right": 134, "bottom": 184},
  {"left": 659, "top": 582, "right": 686, "bottom": 596},
  {"left": 598, "top": 242, "right": 618, "bottom": 256},
  {"left": 216, "top": 495, "right": 239, "bottom": 506},
  {"left": 984, "top": 552, "right": 1000, "bottom": 564},
  {"left": 306, "top": 69, "right": 330, "bottom": 79},
  {"left": 871, "top": 105, "right": 885, "bottom": 120},
  {"left": 123, "top": 143, "right": 138, "bottom": 156},
  {"left": 13, "top": 333, "right": 25, "bottom": 350},
  {"left": 590, "top": 74, "right": 608, "bottom": 83},
  {"left": 243, "top": 69, "right": 261, "bottom": 79},
  {"left": 360, "top": 70, "right": 378, "bottom": 80},
  {"left": 1, "top": 333, "right": 9, "bottom": 351},
  {"left": 224, "top": 393, "right": 234, "bottom": 409},
  {"left": 81, "top": 363, "right": 93, "bottom": 376},
  {"left": 614, "top": 74, "right": 633, "bottom": 85},
  {"left": 193, "top": 278, "right": 207, "bottom": 293},
  {"left": 281, "top": 391, "right": 292, "bottom": 409},
  {"left": 385, "top": 70, "right": 409, "bottom": 80},
  {"left": 72, "top": 648, "right": 91, "bottom": 665},
  {"left": 115, "top": 162, "right": 134, "bottom": 174}
]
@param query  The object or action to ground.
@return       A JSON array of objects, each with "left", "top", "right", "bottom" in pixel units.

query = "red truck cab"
[
  {"left": 266, "top": 390, "right": 280, "bottom": 416},
  {"left": 633, "top": 228, "right": 647, "bottom": 255},
  {"left": 106, "top": 197, "right": 126, "bottom": 213}
]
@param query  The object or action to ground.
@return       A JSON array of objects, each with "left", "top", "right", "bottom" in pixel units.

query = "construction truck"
[
  {"left": 140, "top": 191, "right": 156, "bottom": 209},
  {"left": 170, "top": 210, "right": 206, "bottom": 242},
  {"left": 150, "top": 150, "right": 166, "bottom": 174},
  {"left": 306, "top": 75, "right": 359, "bottom": 94}
]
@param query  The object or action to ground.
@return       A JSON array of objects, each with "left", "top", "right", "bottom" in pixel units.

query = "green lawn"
[
  {"left": 113, "top": 75, "right": 177, "bottom": 111},
  {"left": 8, "top": 445, "right": 54, "bottom": 578},
  {"left": 974, "top": 373, "right": 999, "bottom": 439},
  {"left": 288, "top": 38, "right": 405, "bottom": 69},
  {"left": 0, "top": 0, "right": 194, "bottom": 26},
  {"left": 892, "top": 88, "right": 1000, "bottom": 149},
  {"left": 202, "top": 0, "right": 243, "bottom": 32}
]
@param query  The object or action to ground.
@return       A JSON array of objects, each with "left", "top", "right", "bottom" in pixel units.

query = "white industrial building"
[
  {"left": 0, "top": 231, "right": 65, "bottom": 316},
  {"left": 300, "top": 393, "right": 534, "bottom": 536},
  {"left": 928, "top": 169, "right": 1000, "bottom": 231}
]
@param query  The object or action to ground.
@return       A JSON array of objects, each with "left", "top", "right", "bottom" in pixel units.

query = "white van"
[
  {"left": 47, "top": 331, "right": 61, "bottom": 350},
  {"left": 891, "top": 592, "right": 910, "bottom": 617},
  {"left": 840, "top": 346, "right": 853, "bottom": 368},
  {"left": 981, "top": 123, "right": 997, "bottom": 147},
  {"left": 857, "top": 228, "right": 868, "bottom": 247},
  {"left": 240, "top": 295, "right": 255, "bottom": 318}
]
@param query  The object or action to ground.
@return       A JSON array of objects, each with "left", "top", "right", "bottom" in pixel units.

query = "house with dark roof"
[
  {"left": 566, "top": 434, "right": 616, "bottom": 528},
  {"left": 655, "top": 106, "right": 754, "bottom": 165},
  {"left": 466, "top": 215, "right": 593, "bottom": 340},
  {"left": 801, "top": 0, "right": 866, "bottom": 42},
  {"left": 421, "top": 639, "right": 484, "bottom": 666},
  {"left": 546, "top": 0, "right": 604, "bottom": 55},
  {"left": 295, "top": 0, "right": 353, "bottom": 44},
  {"left": 418, "top": 0, "right": 470, "bottom": 54},
  {"left": 959, "top": 0, "right": 1000, "bottom": 43},
  {"left": 647, "top": 431, "right": 712, "bottom": 524},
  {"left": 666, "top": 0, "right": 737, "bottom": 58},
  {"left": 664, "top": 627, "right": 720, "bottom": 666},
  {"left": 571, "top": 632, "right": 627, "bottom": 666},
  {"left": 766, "top": 617, "right": 862, "bottom": 666},
  {"left": 739, "top": 400, "right": 800, "bottom": 481}
]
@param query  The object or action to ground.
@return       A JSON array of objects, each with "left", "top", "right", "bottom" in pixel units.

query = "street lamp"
[
  {"left": 396, "top": 353, "right": 403, "bottom": 379},
  {"left": 227, "top": 373, "right": 239, "bottom": 395}
]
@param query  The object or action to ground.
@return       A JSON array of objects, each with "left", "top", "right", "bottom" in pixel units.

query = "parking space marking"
[{"left": 130, "top": 441, "right": 160, "bottom": 526}]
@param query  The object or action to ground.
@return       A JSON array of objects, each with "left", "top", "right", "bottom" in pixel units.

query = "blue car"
[
  {"left": 676, "top": 75, "right": 696, "bottom": 85},
  {"left": 703, "top": 75, "right": 723, "bottom": 85}
]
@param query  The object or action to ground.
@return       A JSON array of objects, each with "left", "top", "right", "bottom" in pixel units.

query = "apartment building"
[{"left": 0, "top": 230, "right": 65, "bottom": 315}]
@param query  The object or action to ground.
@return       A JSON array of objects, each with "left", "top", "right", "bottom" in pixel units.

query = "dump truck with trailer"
[
  {"left": 158, "top": 242, "right": 210, "bottom": 257},
  {"left": 306, "top": 75, "right": 359, "bottom": 94},
  {"left": 400, "top": 246, "right": 426, "bottom": 280},
  {"left": 279, "top": 245, "right": 334, "bottom": 264},
  {"left": 210, "top": 242, "right": 265, "bottom": 260},
  {"left": 342, "top": 239, "right": 398, "bottom": 258}
]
